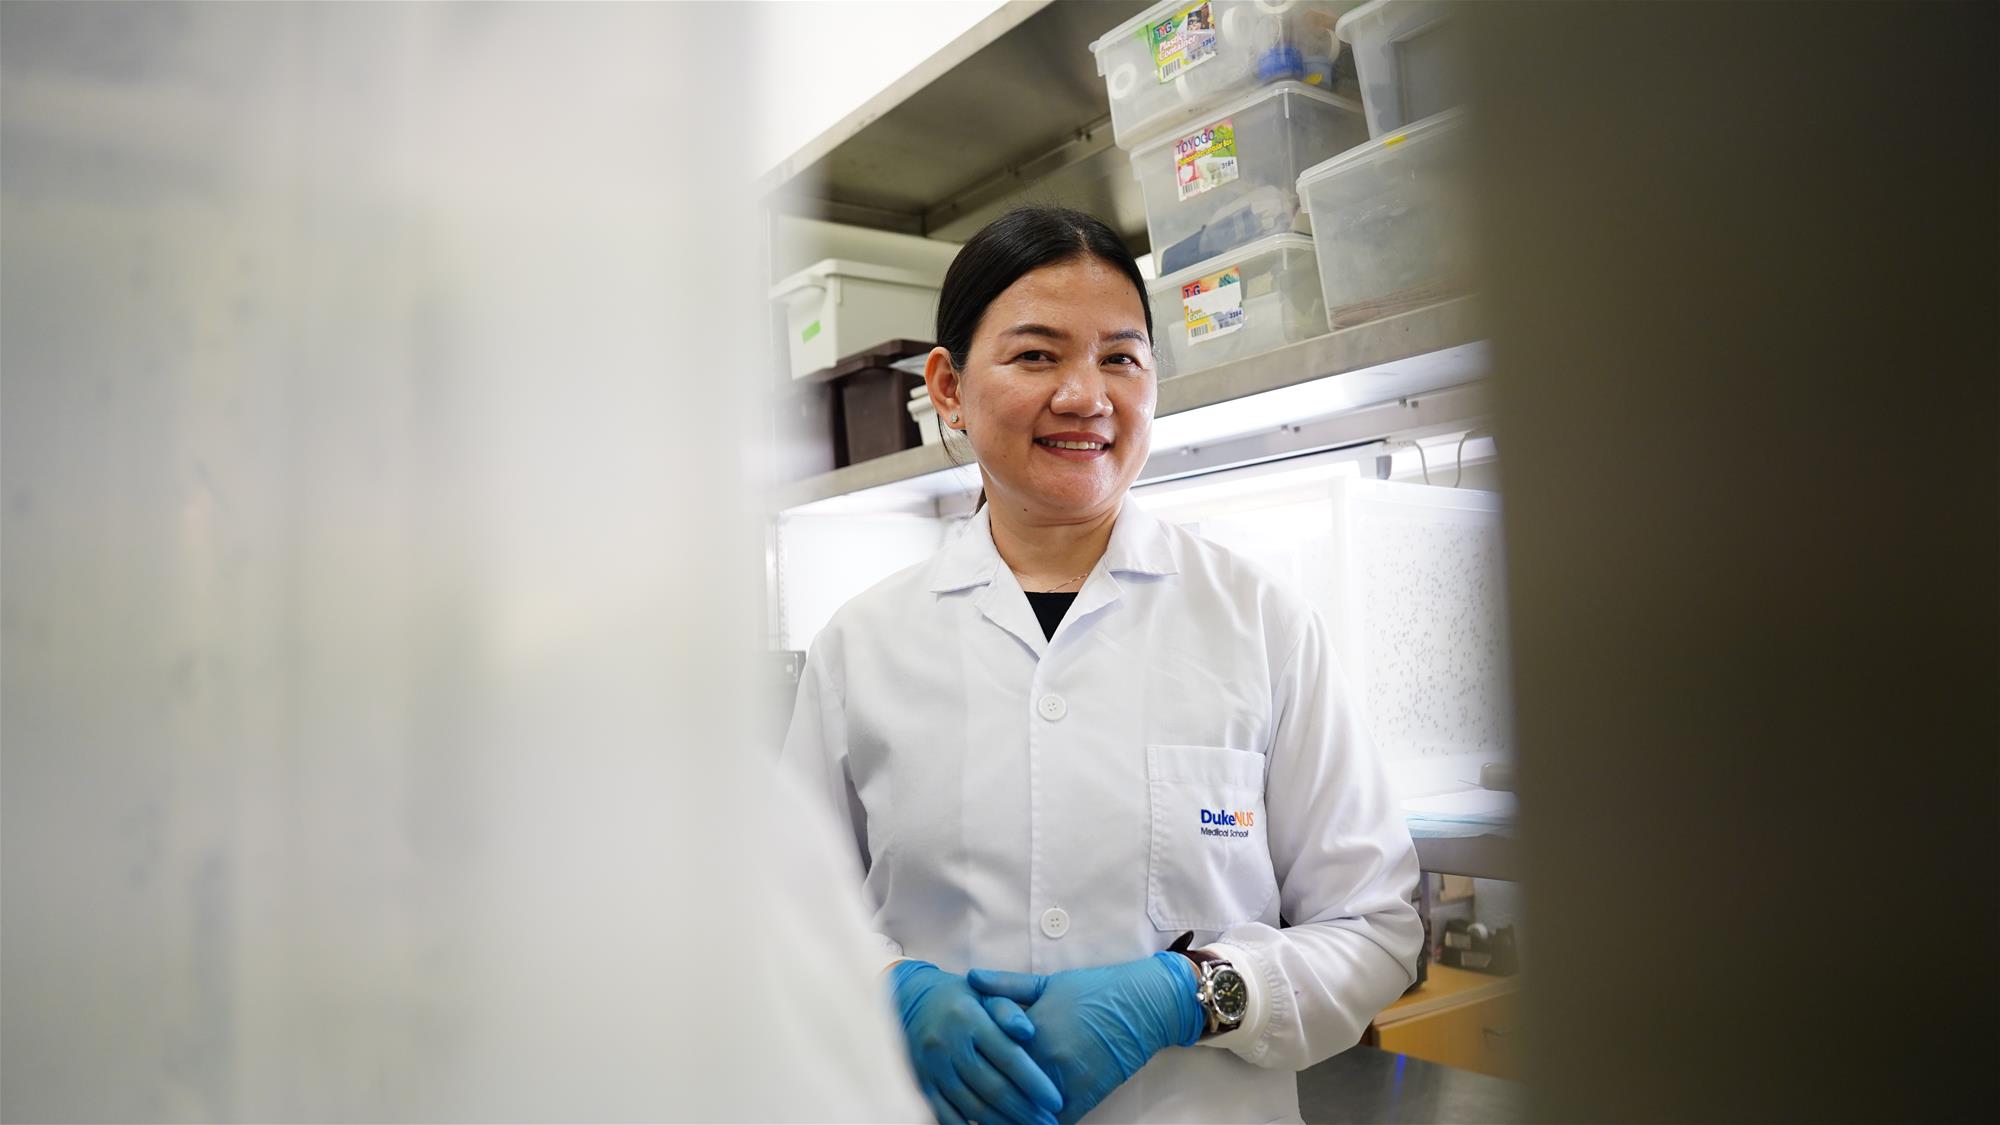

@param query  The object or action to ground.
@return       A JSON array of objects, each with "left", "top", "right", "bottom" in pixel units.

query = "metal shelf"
[
  {"left": 772, "top": 297, "right": 1487, "bottom": 512},
  {"left": 1154, "top": 296, "right": 1484, "bottom": 417},
  {"left": 758, "top": 0, "right": 1153, "bottom": 247},
  {"left": 774, "top": 441, "right": 963, "bottom": 512}
]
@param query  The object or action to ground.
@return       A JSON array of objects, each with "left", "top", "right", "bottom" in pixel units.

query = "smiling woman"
[
  {"left": 782, "top": 204, "right": 1423, "bottom": 1125},
  {"left": 923, "top": 207, "right": 1159, "bottom": 595}
]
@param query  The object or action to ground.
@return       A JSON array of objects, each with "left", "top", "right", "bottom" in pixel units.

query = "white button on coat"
[
  {"left": 782, "top": 503, "right": 1422, "bottom": 1124},
  {"left": 1040, "top": 907, "right": 1070, "bottom": 938}
]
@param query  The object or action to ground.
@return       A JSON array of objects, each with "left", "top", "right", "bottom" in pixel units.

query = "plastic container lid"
[
  {"left": 1296, "top": 105, "right": 1465, "bottom": 206},
  {"left": 1334, "top": 0, "right": 1413, "bottom": 42},
  {"left": 1089, "top": 0, "right": 1194, "bottom": 69},
  {"left": 1153, "top": 230, "right": 1316, "bottom": 291},
  {"left": 768, "top": 258, "right": 943, "bottom": 301},
  {"left": 1126, "top": 80, "right": 1363, "bottom": 160},
  {"left": 1093, "top": 0, "right": 1356, "bottom": 71}
]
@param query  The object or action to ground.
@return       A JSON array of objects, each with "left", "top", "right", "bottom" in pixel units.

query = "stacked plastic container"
[
  {"left": 1091, "top": 0, "right": 1367, "bottom": 377},
  {"left": 1130, "top": 82, "right": 1366, "bottom": 276},
  {"left": 1296, "top": 0, "right": 1472, "bottom": 331},
  {"left": 1298, "top": 107, "right": 1468, "bottom": 329},
  {"left": 1148, "top": 233, "right": 1327, "bottom": 373},
  {"left": 1331, "top": 0, "right": 1464, "bottom": 135}
]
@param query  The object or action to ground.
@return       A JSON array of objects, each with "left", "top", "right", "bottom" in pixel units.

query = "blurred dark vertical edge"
[{"left": 1466, "top": 1, "right": 1997, "bottom": 1120}]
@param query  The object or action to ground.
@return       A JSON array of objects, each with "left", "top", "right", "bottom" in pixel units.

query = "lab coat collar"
[
  {"left": 1099, "top": 500, "right": 1180, "bottom": 579},
  {"left": 924, "top": 499, "right": 1180, "bottom": 595}
]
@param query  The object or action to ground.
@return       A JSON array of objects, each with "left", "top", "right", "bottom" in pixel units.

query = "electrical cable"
[{"left": 1452, "top": 430, "right": 1469, "bottom": 488}]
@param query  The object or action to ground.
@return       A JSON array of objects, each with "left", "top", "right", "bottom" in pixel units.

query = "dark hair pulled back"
[
  {"left": 935, "top": 206, "right": 1152, "bottom": 375},
  {"left": 933, "top": 206, "right": 1149, "bottom": 510}
]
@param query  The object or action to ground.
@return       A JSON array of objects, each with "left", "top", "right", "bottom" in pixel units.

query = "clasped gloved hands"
[
  {"left": 967, "top": 952, "right": 1205, "bottom": 1125},
  {"left": 888, "top": 959, "right": 1066, "bottom": 1125}
]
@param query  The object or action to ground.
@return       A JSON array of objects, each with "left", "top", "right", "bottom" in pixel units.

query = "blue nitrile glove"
[
  {"left": 888, "top": 959, "right": 1065, "bottom": 1125},
  {"left": 967, "top": 952, "right": 1205, "bottom": 1125}
]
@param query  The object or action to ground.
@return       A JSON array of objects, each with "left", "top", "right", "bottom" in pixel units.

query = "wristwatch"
[{"left": 1181, "top": 945, "right": 1248, "bottom": 1038}]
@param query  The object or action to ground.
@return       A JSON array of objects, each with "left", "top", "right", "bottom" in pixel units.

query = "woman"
[{"left": 782, "top": 207, "right": 1421, "bottom": 1124}]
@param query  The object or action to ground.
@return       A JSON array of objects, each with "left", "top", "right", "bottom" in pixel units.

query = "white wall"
[
  {"left": 750, "top": 0, "right": 1011, "bottom": 175},
  {"left": 777, "top": 514, "right": 952, "bottom": 650}
]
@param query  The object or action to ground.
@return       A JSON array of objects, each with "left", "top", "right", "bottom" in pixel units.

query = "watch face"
[{"left": 1212, "top": 967, "right": 1248, "bottom": 1022}]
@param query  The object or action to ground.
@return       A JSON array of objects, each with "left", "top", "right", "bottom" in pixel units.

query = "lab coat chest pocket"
[{"left": 1145, "top": 744, "right": 1279, "bottom": 932}]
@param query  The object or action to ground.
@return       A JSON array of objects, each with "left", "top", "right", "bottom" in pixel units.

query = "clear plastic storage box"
[
  {"left": 1336, "top": 0, "right": 1464, "bottom": 136},
  {"left": 1147, "top": 232, "right": 1327, "bottom": 378},
  {"left": 1090, "top": 0, "right": 1362, "bottom": 150},
  {"left": 1296, "top": 107, "right": 1469, "bottom": 330},
  {"left": 1129, "top": 81, "right": 1367, "bottom": 275}
]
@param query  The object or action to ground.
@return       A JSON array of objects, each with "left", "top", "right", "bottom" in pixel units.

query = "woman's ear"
[{"left": 923, "top": 346, "right": 963, "bottom": 430}]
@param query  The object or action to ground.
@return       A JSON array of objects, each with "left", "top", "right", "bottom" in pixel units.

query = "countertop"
[{"left": 1298, "top": 1045, "right": 1526, "bottom": 1124}]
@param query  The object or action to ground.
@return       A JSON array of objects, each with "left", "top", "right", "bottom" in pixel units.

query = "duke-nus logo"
[{"left": 1199, "top": 808, "right": 1255, "bottom": 838}]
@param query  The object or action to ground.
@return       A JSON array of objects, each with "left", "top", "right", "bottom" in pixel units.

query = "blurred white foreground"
[{"left": 0, "top": 2, "right": 919, "bottom": 1119}]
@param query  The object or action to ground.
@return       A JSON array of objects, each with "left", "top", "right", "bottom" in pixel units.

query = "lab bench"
[
  {"left": 1412, "top": 832, "right": 1516, "bottom": 882},
  {"left": 1365, "top": 962, "right": 1520, "bottom": 1080}
]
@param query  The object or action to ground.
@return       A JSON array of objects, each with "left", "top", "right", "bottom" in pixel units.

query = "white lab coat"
[{"left": 782, "top": 501, "right": 1422, "bottom": 1124}]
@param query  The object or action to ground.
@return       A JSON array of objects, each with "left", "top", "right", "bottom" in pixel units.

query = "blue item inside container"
[
  {"left": 1158, "top": 231, "right": 1206, "bottom": 275},
  {"left": 1158, "top": 206, "right": 1271, "bottom": 273},
  {"left": 1255, "top": 45, "right": 1304, "bottom": 83},
  {"left": 1156, "top": 186, "right": 1299, "bottom": 274}
]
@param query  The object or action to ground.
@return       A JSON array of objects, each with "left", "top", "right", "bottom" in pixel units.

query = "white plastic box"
[
  {"left": 1296, "top": 107, "right": 1469, "bottom": 330},
  {"left": 770, "top": 259, "right": 941, "bottom": 381},
  {"left": 1090, "top": 0, "right": 1361, "bottom": 150},
  {"left": 771, "top": 215, "right": 961, "bottom": 281},
  {"left": 1147, "top": 232, "right": 1327, "bottom": 378},
  {"left": 906, "top": 385, "right": 942, "bottom": 446},
  {"left": 1336, "top": 0, "right": 1463, "bottom": 136},
  {"left": 905, "top": 385, "right": 975, "bottom": 460},
  {"left": 1129, "top": 81, "right": 1368, "bottom": 275}
]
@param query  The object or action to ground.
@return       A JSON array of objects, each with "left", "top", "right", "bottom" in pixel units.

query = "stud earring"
[{"left": 949, "top": 413, "right": 960, "bottom": 426}]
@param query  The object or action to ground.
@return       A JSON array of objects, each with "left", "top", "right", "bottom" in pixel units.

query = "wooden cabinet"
[{"left": 1367, "top": 963, "right": 1519, "bottom": 1080}]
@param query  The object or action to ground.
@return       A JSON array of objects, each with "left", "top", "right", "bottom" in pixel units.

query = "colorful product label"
[
  {"left": 1182, "top": 266, "right": 1244, "bottom": 345},
  {"left": 1148, "top": 2, "right": 1217, "bottom": 84},
  {"left": 1174, "top": 118, "right": 1238, "bottom": 201}
]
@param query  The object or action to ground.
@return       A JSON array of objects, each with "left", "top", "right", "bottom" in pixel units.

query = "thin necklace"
[{"left": 1024, "top": 570, "right": 1089, "bottom": 594}]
